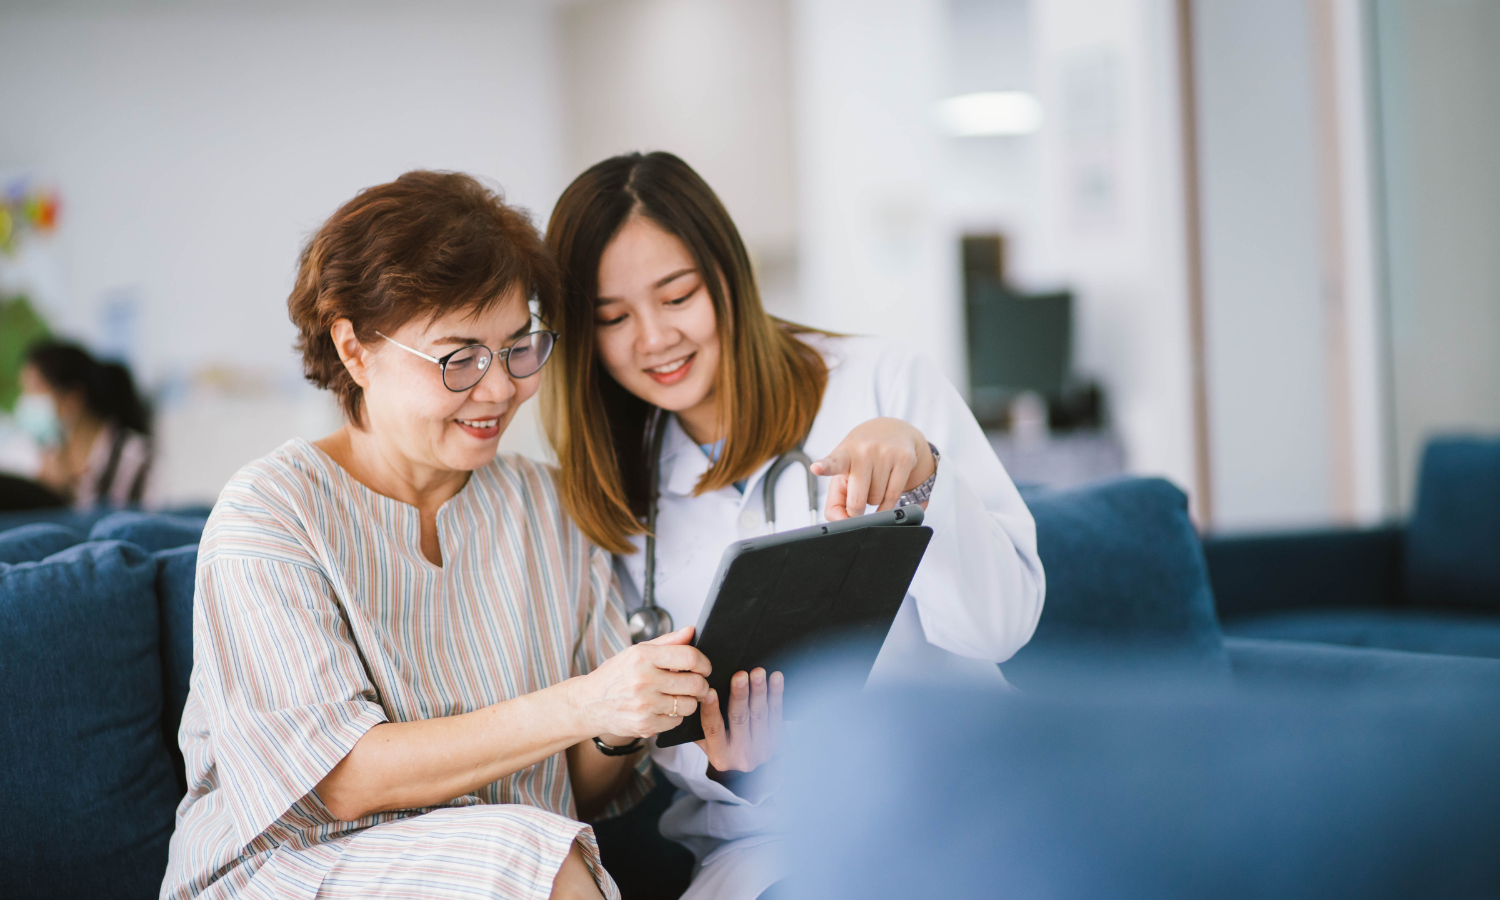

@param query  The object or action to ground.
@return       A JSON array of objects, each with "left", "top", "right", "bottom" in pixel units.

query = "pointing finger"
[{"left": 809, "top": 449, "right": 849, "bottom": 477}]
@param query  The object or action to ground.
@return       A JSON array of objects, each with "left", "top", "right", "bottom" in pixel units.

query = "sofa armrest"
[
  {"left": 1202, "top": 525, "right": 1404, "bottom": 620},
  {"left": 1226, "top": 636, "right": 1500, "bottom": 691}
]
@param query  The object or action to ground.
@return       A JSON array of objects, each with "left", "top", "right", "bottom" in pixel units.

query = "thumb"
[
  {"left": 647, "top": 625, "right": 695, "bottom": 646},
  {"left": 810, "top": 449, "right": 849, "bottom": 477}
]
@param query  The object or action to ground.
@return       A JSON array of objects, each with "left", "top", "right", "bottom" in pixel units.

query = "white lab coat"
[{"left": 615, "top": 334, "right": 1045, "bottom": 900}]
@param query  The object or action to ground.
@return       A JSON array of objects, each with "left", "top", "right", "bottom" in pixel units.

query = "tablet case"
[{"left": 655, "top": 510, "right": 933, "bottom": 748}]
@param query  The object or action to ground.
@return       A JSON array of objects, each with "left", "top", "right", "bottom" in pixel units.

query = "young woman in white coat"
[{"left": 543, "top": 152, "right": 1045, "bottom": 900}]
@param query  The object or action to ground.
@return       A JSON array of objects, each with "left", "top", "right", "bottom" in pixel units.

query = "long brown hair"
[{"left": 543, "top": 152, "right": 828, "bottom": 554}]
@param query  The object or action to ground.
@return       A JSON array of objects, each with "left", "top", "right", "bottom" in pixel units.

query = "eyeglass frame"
[{"left": 374, "top": 329, "right": 561, "bottom": 392}]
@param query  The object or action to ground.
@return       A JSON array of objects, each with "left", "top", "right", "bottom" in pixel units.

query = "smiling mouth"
[
  {"left": 645, "top": 353, "right": 695, "bottom": 384},
  {"left": 454, "top": 416, "right": 503, "bottom": 439}
]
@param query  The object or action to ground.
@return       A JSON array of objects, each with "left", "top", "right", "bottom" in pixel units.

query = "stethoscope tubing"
[{"left": 630, "top": 409, "right": 817, "bottom": 643}]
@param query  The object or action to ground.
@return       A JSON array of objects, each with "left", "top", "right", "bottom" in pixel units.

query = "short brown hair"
[
  {"left": 289, "top": 170, "right": 558, "bottom": 426},
  {"left": 543, "top": 152, "right": 829, "bottom": 554}
]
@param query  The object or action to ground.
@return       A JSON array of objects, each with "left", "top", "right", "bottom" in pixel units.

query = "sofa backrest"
[
  {"left": 91, "top": 510, "right": 208, "bottom": 553},
  {"left": 0, "top": 522, "right": 84, "bottom": 564},
  {"left": 157, "top": 545, "right": 199, "bottom": 793},
  {"left": 1406, "top": 436, "right": 1500, "bottom": 611},
  {"left": 1005, "top": 477, "right": 1229, "bottom": 685},
  {"left": 0, "top": 541, "right": 181, "bottom": 900}
]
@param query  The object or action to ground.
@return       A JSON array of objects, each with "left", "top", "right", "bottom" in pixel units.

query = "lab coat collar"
[
  {"left": 658, "top": 414, "right": 779, "bottom": 505},
  {"left": 661, "top": 415, "right": 709, "bottom": 497}
]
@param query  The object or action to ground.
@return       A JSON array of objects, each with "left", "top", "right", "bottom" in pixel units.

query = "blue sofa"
[
  {"left": 1205, "top": 436, "right": 1500, "bottom": 659},
  {"left": 4, "top": 476, "right": 1497, "bottom": 900}
]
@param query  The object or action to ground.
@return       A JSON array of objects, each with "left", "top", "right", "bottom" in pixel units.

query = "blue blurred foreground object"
[{"left": 779, "top": 672, "right": 1500, "bottom": 900}]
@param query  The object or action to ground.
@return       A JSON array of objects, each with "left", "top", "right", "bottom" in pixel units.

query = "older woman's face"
[{"left": 359, "top": 289, "right": 539, "bottom": 474}]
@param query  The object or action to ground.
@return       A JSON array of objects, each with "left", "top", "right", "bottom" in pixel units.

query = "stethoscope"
[{"left": 628, "top": 409, "right": 819, "bottom": 643}]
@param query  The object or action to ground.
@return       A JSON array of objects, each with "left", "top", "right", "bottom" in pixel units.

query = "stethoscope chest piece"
[{"left": 628, "top": 604, "right": 673, "bottom": 644}]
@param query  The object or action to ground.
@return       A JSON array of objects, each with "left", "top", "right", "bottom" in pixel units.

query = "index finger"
[
  {"left": 809, "top": 448, "right": 849, "bottom": 477},
  {"left": 646, "top": 643, "right": 712, "bottom": 676}
]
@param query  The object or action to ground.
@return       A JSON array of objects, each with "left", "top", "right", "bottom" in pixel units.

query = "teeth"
[
  {"left": 648, "top": 356, "right": 690, "bottom": 375},
  {"left": 458, "top": 418, "right": 498, "bottom": 428}
]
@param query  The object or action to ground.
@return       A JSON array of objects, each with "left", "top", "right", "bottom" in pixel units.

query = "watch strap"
[
  {"left": 899, "top": 443, "right": 940, "bottom": 508},
  {"left": 592, "top": 735, "right": 645, "bottom": 756}
]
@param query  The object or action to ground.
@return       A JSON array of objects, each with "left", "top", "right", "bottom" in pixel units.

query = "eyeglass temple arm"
[{"left": 374, "top": 332, "right": 442, "bottom": 364}]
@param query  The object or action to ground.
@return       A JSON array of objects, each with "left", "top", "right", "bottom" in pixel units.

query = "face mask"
[{"left": 15, "top": 392, "right": 63, "bottom": 447}]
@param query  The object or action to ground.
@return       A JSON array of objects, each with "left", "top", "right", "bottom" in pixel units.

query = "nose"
[
  {"left": 635, "top": 304, "right": 679, "bottom": 354},
  {"left": 467, "top": 359, "right": 517, "bottom": 406}
]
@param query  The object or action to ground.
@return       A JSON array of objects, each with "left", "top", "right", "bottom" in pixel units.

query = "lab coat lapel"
[{"left": 661, "top": 415, "right": 709, "bottom": 498}]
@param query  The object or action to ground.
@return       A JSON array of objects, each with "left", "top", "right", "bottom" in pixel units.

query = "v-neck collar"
[{"left": 657, "top": 416, "right": 781, "bottom": 505}]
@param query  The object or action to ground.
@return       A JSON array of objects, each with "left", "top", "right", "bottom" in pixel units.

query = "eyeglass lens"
[
  {"left": 502, "top": 331, "right": 556, "bottom": 379},
  {"left": 440, "top": 331, "right": 556, "bottom": 391}
]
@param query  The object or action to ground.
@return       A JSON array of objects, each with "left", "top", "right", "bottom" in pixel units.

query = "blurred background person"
[{"left": 18, "top": 340, "right": 155, "bottom": 509}]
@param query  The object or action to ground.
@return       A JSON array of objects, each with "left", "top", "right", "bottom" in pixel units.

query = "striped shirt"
[{"left": 161, "top": 439, "right": 636, "bottom": 900}]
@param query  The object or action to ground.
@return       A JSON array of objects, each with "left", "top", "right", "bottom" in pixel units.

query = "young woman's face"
[
  {"left": 594, "top": 216, "right": 721, "bottom": 430},
  {"left": 358, "top": 289, "right": 539, "bottom": 474}
]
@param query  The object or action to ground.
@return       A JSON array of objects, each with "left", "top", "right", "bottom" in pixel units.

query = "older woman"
[{"left": 161, "top": 171, "right": 712, "bottom": 900}]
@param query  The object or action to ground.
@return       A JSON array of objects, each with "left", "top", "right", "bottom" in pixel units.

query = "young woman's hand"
[
  {"left": 697, "top": 667, "right": 784, "bottom": 774},
  {"left": 810, "top": 417, "right": 935, "bottom": 520},
  {"left": 569, "top": 626, "right": 711, "bottom": 740}
]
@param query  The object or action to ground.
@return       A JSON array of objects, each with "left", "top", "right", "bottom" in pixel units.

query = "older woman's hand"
[
  {"left": 697, "top": 667, "right": 784, "bottom": 774},
  {"left": 570, "top": 626, "right": 711, "bottom": 740}
]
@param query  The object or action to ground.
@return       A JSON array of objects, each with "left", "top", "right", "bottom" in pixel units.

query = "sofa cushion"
[
  {"left": 0, "top": 541, "right": 179, "bottom": 900},
  {"left": 1225, "top": 637, "right": 1500, "bottom": 691},
  {"left": 1006, "top": 477, "right": 1229, "bottom": 683},
  {"left": 90, "top": 510, "right": 208, "bottom": 552},
  {"left": 157, "top": 545, "right": 198, "bottom": 792},
  {"left": 1224, "top": 609, "right": 1500, "bottom": 661},
  {"left": 1406, "top": 437, "right": 1500, "bottom": 610},
  {"left": 0, "top": 522, "right": 83, "bottom": 564}
]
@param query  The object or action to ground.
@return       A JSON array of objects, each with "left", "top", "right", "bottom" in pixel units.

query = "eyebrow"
[
  {"left": 428, "top": 319, "right": 531, "bottom": 349},
  {"left": 595, "top": 267, "right": 698, "bottom": 305},
  {"left": 429, "top": 335, "right": 482, "bottom": 348}
]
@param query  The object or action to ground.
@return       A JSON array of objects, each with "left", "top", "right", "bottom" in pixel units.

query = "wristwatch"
[
  {"left": 592, "top": 735, "right": 644, "bottom": 756},
  {"left": 898, "top": 443, "right": 940, "bottom": 507}
]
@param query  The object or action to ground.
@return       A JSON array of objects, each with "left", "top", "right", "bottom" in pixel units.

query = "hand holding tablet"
[{"left": 656, "top": 505, "right": 932, "bottom": 749}]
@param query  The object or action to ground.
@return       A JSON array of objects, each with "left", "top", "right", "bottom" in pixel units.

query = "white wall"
[
  {"left": 1373, "top": 0, "right": 1500, "bottom": 511},
  {"left": 1192, "top": 0, "right": 1334, "bottom": 531},
  {"left": 938, "top": 0, "right": 1044, "bottom": 276},
  {"left": 0, "top": 1, "right": 567, "bottom": 501},
  {"left": 791, "top": 0, "right": 966, "bottom": 390},
  {"left": 1030, "top": 0, "right": 1200, "bottom": 507},
  {"left": 560, "top": 0, "right": 799, "bottom": 314}
]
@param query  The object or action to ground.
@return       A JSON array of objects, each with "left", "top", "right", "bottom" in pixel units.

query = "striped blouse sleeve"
[
  {"left": 571, "top": 544, "right": 633, "bottom": 678},
  {"left": 194, "top": 495, "right": 387, "bottom": 849},
  {"left": 570, "top": 542, "right": 654, "bottom": 819}
]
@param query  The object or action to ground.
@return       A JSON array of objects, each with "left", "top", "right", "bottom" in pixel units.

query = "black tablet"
[{"left": 655, "top": 505, "right": 933, "bottom": 748}]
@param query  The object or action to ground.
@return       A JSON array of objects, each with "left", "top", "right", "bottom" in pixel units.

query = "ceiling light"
[{"left": 934, "top": 92, "right": 1044, "bottom": 137}]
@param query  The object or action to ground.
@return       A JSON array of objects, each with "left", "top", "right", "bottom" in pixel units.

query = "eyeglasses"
[{"left": 375, "top": 329, "right": 559, "bottom": 392}]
